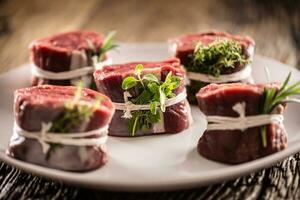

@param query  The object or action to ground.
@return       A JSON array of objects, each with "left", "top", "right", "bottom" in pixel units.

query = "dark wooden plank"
[
  {"left": 0, "top": 162, "right": 78, "bottom": 200},
  {"left": 0, "top": 153, "right": 299, "bottom": 200}
]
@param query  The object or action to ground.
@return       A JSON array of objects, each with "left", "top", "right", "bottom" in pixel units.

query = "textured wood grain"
[
  {"left": 0, "top": 153, "right": 300, "bottom": 200},
  {"left": 0, "top": 0, "right": 300, "bottom": 199}
]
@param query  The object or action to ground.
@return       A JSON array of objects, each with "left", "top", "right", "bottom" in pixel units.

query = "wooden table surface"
[{"left": 0, "top": 0, "right": 300, "bottom": 199}]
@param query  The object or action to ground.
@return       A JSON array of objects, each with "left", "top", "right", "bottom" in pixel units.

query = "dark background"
[{"left": 0, "top": 0, "right": 300, "bottom": 199}]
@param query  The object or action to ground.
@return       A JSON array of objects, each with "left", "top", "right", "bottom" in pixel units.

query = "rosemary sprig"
[
  {"left": 189, "top": 39, "right": 249, "bottom": 77},
  {"left": 259, "top": 72, "right": 300, "bottom": 147},
  {"left": 86, "top": 31, "right": 118, "bottom": 62},
  {"left": 98, "top": 31, "right": 118, "bottom": 61},
  {"left": 122, "top": 64, "right": 181, "bottom": 136}
]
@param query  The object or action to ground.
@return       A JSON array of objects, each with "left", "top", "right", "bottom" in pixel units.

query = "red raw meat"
[
  {"left": 30, "top": 31, "right": 106, "bottom": 87},
  {"left": 196, "top": 83, "right": 287, "bottom": 164},
  {"left": 169, "top": 30, "right": 255, "bottom": 104},
  {"left": 169, "top": 30, "right": 254, "bottom": 67},
  {"left": 7, "top": 85, "right": 115, "bottom": 171},
  {"left": 94, "top": 58, "right": 192, "bottom": 136}
]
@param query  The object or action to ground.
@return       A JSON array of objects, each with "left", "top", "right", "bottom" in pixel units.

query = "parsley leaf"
[{"left": 122, "top": 77, "right": 137, "bottom": 90}]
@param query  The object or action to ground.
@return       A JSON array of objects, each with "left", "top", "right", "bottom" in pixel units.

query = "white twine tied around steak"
[
  {"left": 13, "top": 122, "right": 108, "bottom": 154},
  {"left": 113, "top": 90, "right": 187, "bottom": 119},
  {"left": 187, "top": 64, "right": 252, "bottom": 83},
  {"left": 206, "top": 102, "right": 284, "bottom": 131},
  {"left": 31, "top": 49, "right": 111, "bottom": 88}
]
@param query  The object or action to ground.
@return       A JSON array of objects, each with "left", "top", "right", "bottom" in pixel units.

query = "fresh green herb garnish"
[
  {"left": 189, "top": 40, "right": 249, "bottom": 77},
  {"left": 87, "top": 31, "right": 118, "bottom": 62},
  {"left": 50, "top": 82, "right": 102, "bottom": 133},
  {"left": 46, "top": 82, "right": 102, "bottom": 160},
  {"left": 122, "top": 64, "right": 181, "bottom": 136},
  {"left": 98, "top": 31, "right": 118, "bottom": 61},
  {"left": 85, "top": 31, "right": 117, "bottom": 90},
  {"left": 259, "top": 72, "right": 300, "bottom": 147},
  {"left": 90, "top": 82, "right": 98, "bottom": 91}
]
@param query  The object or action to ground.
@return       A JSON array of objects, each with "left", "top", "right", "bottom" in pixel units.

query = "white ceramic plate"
[{"left": 1, "top": 43, "right": 300, "bottom": 192}]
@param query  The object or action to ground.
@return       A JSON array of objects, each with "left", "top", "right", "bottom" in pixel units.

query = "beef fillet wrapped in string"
[
  {"left": 7, "top": 84, "right": 115, "bottom": 171},
  {"left": 196, "top": 73, "right": 300, "bottom": 164},
  {"left": 169, "top": 30, "right": 255, "bottom": 104},
  {"left": 93, "top": 58, "right": 193, "bottom": 136},
  {"left": 30, "top": 31, "right": 117, "bottom": 89}
]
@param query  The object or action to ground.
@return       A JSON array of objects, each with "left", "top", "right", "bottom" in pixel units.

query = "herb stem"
[
  {"left": 131, "top": 116, "right": 139, "bottom": 136},
  {"left": 260, "top": 72, "right": 300, "bottom": 148},
  {"left": 261, "top": 126, "right": 267, "bottom": 147},
  {"left": 122, "top": 64, "right": 181, "bottom": 135}
]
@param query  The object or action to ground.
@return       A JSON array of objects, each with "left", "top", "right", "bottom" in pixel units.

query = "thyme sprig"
[
  {"left": 259, "top": 72, "right": 300, "bottom": 147},
  {"left": 121, "top": 64, "right": 181, "bottom": 136},
  {"left": 190, "top": 40, "right": 249, "bottom": 77}
]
